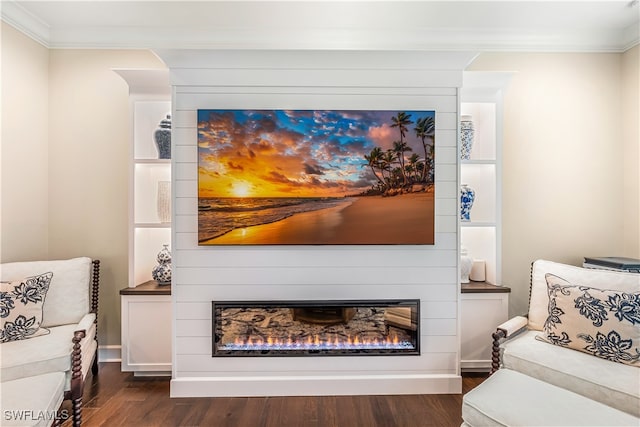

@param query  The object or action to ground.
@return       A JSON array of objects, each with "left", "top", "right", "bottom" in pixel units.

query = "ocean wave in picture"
[{"left": 198, "top": 197, "right": 352, "bottom": 242}]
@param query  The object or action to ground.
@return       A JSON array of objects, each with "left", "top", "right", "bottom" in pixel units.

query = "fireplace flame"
[{"left": 223, "top": 333, "right": 414, "bottom": 352}]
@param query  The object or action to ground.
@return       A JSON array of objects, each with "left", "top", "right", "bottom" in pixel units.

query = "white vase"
[
  {"left": 460, "top": 115, "right": 474, "bottom": 160},
  {"left": 470, "top": 259, "right": 486, "bottom": 282},
  {"left": 157, "top": 181, "right": 171, "bottom": 223},
  {"left": 460, "top": 247, "right": 473, "bottom": 284}
]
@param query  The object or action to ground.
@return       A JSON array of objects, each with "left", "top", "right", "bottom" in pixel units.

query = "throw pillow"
[
  {"left": 539, "top": 273, "right": 640, "bottom": 366},
  {"left": 0, "top": 272, "right": 53, "bottom": 343}
]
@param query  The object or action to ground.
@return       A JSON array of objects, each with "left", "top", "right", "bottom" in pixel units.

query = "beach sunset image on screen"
[{"left": 197, "top": 109, "right": 435, "bottom": 245}]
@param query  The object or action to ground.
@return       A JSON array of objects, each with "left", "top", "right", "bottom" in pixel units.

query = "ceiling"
[{"left": 2, "top": 1, "right": 639, "bottom": 52}]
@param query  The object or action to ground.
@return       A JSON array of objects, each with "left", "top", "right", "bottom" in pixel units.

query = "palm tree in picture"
[
  {"left": 391, "top": 111, "right": 413, "bottom": 141},
  {"left": 390, "top": 112, "right": 414, "bottom": 186},
  {"left": 407, "top": 153, "right": 422, "bottom": 183},
  {"left": 415, "top": 116, "right": 435, "bottom": 183},
  {"left": 381, "top": 149, "right": 397, "bottom": 189},
  {"left": 393, "top": 140, "right": 412, "bottom": 186},
  {"left": 364, "top": 146, "right": 386, "bottom": 191}
]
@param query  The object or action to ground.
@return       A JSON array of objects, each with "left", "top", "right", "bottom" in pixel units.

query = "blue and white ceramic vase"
[
  {"left": 152, "top": 244, "right": 172, "bottom": 285},
  {"left": 460, "top": 184, "right": 475, "bottom": 222},
  {"left": 460, "top": 115, "right": 474, "bottom": 160},
  {"left": 154, "top": 114, "right": 172, "bottom": 159}
]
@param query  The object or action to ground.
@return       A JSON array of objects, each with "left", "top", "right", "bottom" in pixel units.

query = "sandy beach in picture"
[{"left": 202, "top": 192, "right": 434, "bottom": 245}]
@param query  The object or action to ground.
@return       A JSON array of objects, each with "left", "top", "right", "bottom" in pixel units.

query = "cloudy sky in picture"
[{"left": 198, "top": 109, "right": 435, "bottom": 198}]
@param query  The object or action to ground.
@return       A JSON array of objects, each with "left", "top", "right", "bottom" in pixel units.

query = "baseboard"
[
  {"left": 98, "top": 345, "right": 121, "bottom": 362},
  {"left": 170, "top": 374, "right": 462, "bottom": 397},
  {"left": 460, "top": 359, "right": 491, "bottom": 372}
]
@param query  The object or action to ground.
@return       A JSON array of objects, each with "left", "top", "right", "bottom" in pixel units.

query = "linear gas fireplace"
[{"left": 212, "top": 299, "right": 420, "bottom": 357}]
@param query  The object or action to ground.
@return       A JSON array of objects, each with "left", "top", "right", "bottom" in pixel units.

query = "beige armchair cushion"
[
  {"left": 1, "top": 257, "right": 92, "bottom": 327},
  {"left": 1, "top": 313, "right": 96, "bottom": 390},
  {"left": 502, "top": 330, "right": 640, "bottom": 417},
  {"left": 462, "top": 368, "right": 640, "bottom": 426},
  {"left": 0, "top": 372, "right": 66, "bottom": 427}
]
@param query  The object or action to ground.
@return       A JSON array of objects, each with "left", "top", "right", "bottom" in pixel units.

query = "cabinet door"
[
  {"left": 460, "top": 293, "right": 508, "bottom": 371},
  {"left": 121, "top": 295, "right": 171, "bottom": 374}
]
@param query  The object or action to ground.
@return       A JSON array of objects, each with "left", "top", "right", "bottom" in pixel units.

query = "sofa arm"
[
  {"left": 490, "top": 315, "right": 528, "bottom": 374},
  {"left": 76, "top": 312, "right": 96, "bottom": 333},
  {"left": 497, "top": 316, "right": 528, "bottom": 338}
]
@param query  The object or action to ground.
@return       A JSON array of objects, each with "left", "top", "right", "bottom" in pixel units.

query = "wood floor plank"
[{"left": 61, "top": 363, "right": 486, "bottom": 427}]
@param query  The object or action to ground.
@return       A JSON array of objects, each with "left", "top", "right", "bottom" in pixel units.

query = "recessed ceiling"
[{"left": 2, "top": 0, "right": 638, "bottom": 52}]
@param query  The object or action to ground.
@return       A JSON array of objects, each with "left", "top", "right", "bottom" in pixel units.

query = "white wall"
[
  {"left": 468, "top": 52, "right": 631, "bottom": 317},
  {"left": 622, "top": 45, "right": 639, "bottom": 258},
  {"left": 45, "top": 49, "right": 165, "bottom": 346},
  {"left": 1, "top": 22, "right": 49, "bottom": 262},
  {"left": 159, "top": 50, "right": 471, "bottom": 397}
]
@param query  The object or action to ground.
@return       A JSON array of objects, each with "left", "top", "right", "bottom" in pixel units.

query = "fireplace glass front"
[{"left": 212, "top": 300, "right": 419, "bottom": 357}]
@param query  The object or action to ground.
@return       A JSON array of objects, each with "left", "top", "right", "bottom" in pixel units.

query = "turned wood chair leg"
[
  {"left": 92, "top": 352, "right": 99, "bottom": 375},
  {"left": 52, "top": 412, "right": 62, "bottom": 427},
  {"left": 91, "top": 260, "right": 100, "bottom": 377},
  {"left": 72, "top": 397, "right": 83, "bottom": 427},
  {"left": 490, "top": 328, "right": 507, "bottom": 375},
  {"left": 71, "top": 330, "right": 86, "bottom": 427}
]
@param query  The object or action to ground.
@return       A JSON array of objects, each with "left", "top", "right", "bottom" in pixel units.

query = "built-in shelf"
[
  {"left": 135, "top": 159, "right": 171, "bottom": 164},
  {"left": 459, "top": 71, "right": 512, "bottom": 372},
  {"left": 461, "top": 160, "right": 496, "bottom": 165},
  {"left": 134, "top": 223, "right": 172, "bottom": 229},
  {"left": 461, "top": 282, "right": 511, "bottom": 294},
  {"left": 116, "top": 69, "right": 173, "bottom": 376},
  {"left": 120, "top": 280, "right": 171, "bottom": 296},
  {"left": 461, "top": 222, "right": 497, "bottom": 228}
]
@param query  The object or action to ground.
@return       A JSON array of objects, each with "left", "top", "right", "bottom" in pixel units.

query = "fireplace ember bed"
[{"left": 212, "top": 300, "right": 420, "bottom": 357}]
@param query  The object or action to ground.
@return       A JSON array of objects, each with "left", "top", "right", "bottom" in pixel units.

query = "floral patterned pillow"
[
  {"left": 540, "top": 273, "right": 640, "bottom": 366},
  {"left": 0, "top": 272, "right": 53, "bottom": 343}
]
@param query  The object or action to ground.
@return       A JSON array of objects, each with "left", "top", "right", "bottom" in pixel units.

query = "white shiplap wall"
[{"left": 155, "top": 50, "right": 475, "bottom": 397}]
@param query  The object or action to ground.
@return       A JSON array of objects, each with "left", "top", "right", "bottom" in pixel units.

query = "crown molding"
[
  {"left": 1, "top": 0, "right": 50, "bottom": 47},
  {"left": 26, "top": 26, "right": 638, "bottom": 53},
  {"left": 622, "top": 22, "right": 640, "bottom": 51},
  {"left": 1, "top": 1, "right": 637, "bottom": 53}
]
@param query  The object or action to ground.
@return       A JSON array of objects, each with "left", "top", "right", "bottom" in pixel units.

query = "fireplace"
[{"left": 212, "top": 300, "right": 420, "bottom": 357}]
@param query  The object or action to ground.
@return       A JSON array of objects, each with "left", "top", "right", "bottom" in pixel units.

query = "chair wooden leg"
[
  {"left": 52, "top": 413, "right": 61, "bottom": 427},
  {"left": 490, "top": 328, "right": 507, "bottom": 375},
  {"left": 91, "top": 350, "right": 99, "bottom": 375},
  {"left": 72, "top": 397, "right": 83, "bottom": 427},
  {"left": 71, "top": 330, "right": 86, "bottom": 426}
]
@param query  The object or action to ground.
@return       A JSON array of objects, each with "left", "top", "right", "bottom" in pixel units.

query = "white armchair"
[
  {"left": 490, "top": 259, "right": 640, "bottom": 417},
  {"left": 1, "top": 257, "right": 100, "bottom": 426}
]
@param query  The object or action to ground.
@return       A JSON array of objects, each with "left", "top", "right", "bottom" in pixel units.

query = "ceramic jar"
[
  {"left": 460, "top": 184, "right": 475, "bottom": 221},
  {"left": 157, "top": 181, "right": 171, "bottom": 223},
  {"left": 154, "top": 114, "right": 172, "bottom": 159},
  {"left": 152, "top": 244, "right": 172, "bottom": 285},
  {"left": 460, "top": 115, "right": 474, "bottom": 160},
  {"left": 460, "top": 247, "right": 473, "bottom": 284}
]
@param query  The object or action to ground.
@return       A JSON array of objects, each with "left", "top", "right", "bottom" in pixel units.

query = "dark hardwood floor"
[{"left": 62, "top": 363, "right": 486, "bottom": 427}]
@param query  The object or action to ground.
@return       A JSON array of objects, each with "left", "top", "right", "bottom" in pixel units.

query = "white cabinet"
[
  {"left": 460, "top": 284, "right": 510, "bottom": 371},
  {"left": 120, "top": 282, "right": 171, "bottom": 375},
  {"left": 459, "top": 72, "right": 512, "bottom": 371},
  {"left": 115, "top": 69, "right": 172, "bottom": 375}
]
